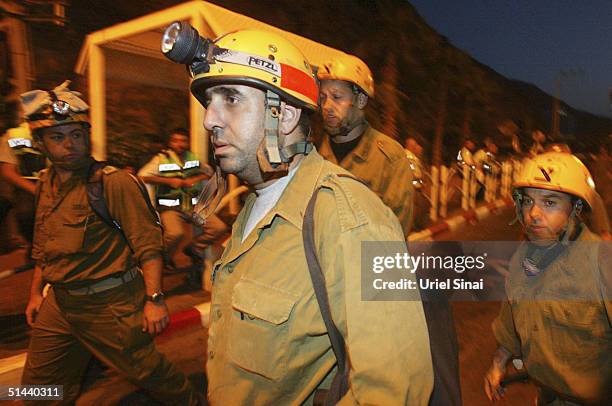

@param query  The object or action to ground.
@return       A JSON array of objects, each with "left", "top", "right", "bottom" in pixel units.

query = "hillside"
[{"left": 10, "top": 0, "right": 612, "bottom": 165}]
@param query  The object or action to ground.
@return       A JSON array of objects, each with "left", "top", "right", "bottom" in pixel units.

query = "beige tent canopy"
[{"left": 75, "top": 0, "right": 346, "bottom": 161}]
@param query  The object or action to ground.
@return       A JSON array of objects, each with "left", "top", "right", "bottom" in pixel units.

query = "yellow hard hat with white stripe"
[{"left": 190, "top": 30, "right": 318, "bottom": 111}]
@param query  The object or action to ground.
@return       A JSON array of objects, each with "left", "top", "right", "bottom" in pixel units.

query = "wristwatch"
[{"left": 145, "top": 292, "right": 166, "bottom": 304}]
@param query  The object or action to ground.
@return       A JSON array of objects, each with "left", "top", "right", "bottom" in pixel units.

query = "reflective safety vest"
[
  {"left": 6, "top": 123, "right": 46, "bottom": 179},
  {"left": 156, "top": 149, "right": 204, "bottom": 211}
]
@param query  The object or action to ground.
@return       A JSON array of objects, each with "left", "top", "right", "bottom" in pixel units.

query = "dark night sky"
[{"left": 409, "top": 0, "right": 612, "bottom": 119}]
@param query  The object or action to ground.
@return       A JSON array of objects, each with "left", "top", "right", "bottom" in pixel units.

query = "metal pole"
[
  {"left": 501, "top": 161, "right": 511, "bottom": 198},
  {"left": 461, "top": 164, "right": 469, "bottom": 210},
  {"left": 469, "top": 167, "right": 477, "bottom": 209},
  {"left": 89, "top": 44, "right": 106, "bottom": 160},
  {"left": 440, "top": 165, "right": 448, "bottom": 218},
  {"left": 430, "top": 166, "right": 439, "bottom": 223}
]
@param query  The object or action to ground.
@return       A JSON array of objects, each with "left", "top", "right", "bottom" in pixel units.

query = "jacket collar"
[{"left": 320, "top": 123, "right": 374, "bottom": 164}]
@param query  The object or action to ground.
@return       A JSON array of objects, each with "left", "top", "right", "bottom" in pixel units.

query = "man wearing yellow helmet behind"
[
  {"left": 162, "top": 23, "right": 433, "bottom": 405},
  {"left": 317, "top": 54, "right": 415, "bottom": 236},
  {"left": 484, "top": 152, "right": 611, "bottom": 405},
  {"left": 318, "top": 55, "right": 462, "bottom": 405}
]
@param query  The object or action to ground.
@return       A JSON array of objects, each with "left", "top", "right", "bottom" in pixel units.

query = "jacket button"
[
  {"left": 209, "top": 350, "right": 215, "bottom": 359},
  {"left": 216, "top": 309, "right": 222, "bottom": 319}
]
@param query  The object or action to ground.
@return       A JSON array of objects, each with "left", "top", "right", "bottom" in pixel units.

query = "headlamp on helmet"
[
  {"left": 20, "top": 81, "right": 90, "bottom": 132},
  {"left": 161, "top": 23, "right": 318, "bottom": 222},
  {"left": 161, "top": 21, "right": 215, "bottom": 77},
  {"left": 161, "top": 22, "right": 318, "bottom": 110}
]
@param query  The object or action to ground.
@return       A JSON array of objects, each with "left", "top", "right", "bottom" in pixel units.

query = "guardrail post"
[
  {"left": 501, "top": 161, "right": 512, "bottom": 198},
  {"left": 430, "top": 165, "right": 439, "bottom": 223},
  {"left": 461, "top": 164, "right": 469, "bottom": 210},
  {"left": 469, "top": 167, "right": 478, "bottom": 208},
  {"left": 440, "top": 165, "right": 448, "bottom": 218}
]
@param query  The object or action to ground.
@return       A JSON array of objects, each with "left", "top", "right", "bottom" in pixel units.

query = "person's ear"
[
  {"left": 279, "top": 102, "right": 301, "bottom": 135},
  {"left": 32, "top": 131, "right": 46, "bottom": 153},
  {"left": 356, "top": 92, "right": 368, "bottom": 110}
]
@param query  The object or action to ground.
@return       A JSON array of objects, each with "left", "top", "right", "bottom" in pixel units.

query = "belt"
[{"left": 63, "top": 268, "right": 140, "bottom": 295}]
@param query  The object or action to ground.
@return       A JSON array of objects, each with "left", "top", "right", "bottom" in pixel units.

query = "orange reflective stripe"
[{"left": 280, "top": 63, "right": 318, "bottom": 106}]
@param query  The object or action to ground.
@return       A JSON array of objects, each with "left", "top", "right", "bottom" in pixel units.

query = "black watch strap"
[{"left": 145, "top": 292, "right": 165, "bottom": 303}]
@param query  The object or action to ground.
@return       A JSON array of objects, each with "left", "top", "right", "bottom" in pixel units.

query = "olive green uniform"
[
  {"left": 318, "top": 125, "right": 415, "bottom": 236},
  {"left": 206, "top": 150, "right": 433, "bottom": 405},
  {"left": 493, "top": 227, "right": 612, "bottom": 405},
  {"left": 321, "top": 126, "right": 463, "bottom": 404},
  {"left": 22, "top": 160, "right": 197, "bottom": 405}
]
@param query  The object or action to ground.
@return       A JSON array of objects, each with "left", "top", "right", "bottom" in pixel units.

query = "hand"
[
  {"left": 484, "top": 361, "right": 507, "bottom": 401},
  {"left": 142, "top": 300, "right": 170, "bottom": 335},
  {"left": 25, "top": 294, "right": 44, "bottom": 326}
]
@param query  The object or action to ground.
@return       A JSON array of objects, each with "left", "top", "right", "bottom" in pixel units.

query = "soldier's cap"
[{"left": 20, "top": 80, "right": 90, "bottom": 131}]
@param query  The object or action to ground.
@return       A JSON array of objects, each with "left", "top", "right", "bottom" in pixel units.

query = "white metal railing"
[{"left": 421, "top": 159, "right": 520, "bottom": 223}]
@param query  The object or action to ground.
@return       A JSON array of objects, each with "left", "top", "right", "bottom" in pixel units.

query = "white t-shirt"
[{"left": 241, "top": 162, "right": 301, "bottom": 243}]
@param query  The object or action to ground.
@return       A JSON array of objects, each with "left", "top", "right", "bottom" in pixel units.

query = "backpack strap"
[
  {"left": 87, "top": 160, "right": 122, "bottom": 231},
  {"left": 303, "top": 173, "right": 364, "bottom": 405},
  {"left": 86, "top": 160, "right": 161, "bottom": 254}
]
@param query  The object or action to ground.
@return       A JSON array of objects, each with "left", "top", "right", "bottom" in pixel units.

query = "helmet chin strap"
[
  {"left": 256, "top": 90, "right": 312, "bottom": 181},
  {"left": 191, "top": 164, "right": 227, "bottom": 227},
  {"left": 510, "top": 190, "right": 524, "bottom": 226}
]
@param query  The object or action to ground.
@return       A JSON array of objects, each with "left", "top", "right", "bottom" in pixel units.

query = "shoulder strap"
[
  {"left": 87, "top": 161, "right": 122, "bottom": 231},
  {"left": 302, "top": 173, "right": 362, "bottom": 405},
  {"left": 86, "top": 161, "right": 161, "bottom": 254}
]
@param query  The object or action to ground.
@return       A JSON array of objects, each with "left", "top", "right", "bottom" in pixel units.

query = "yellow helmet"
[
  {"left": 189, "top": 30, "right": 318, "bottom": 111},
  {"left": 317, "top": 53, "right": 375, "bottom": 97},
  {"left": 512, "top": 152, "right": 596, "bottom": 209}
]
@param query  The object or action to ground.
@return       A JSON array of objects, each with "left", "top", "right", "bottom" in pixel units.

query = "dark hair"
[
  {"left": 32, "top": 122, "right": 90, "bottom": 140},
  {"left": 170, "top": 127, "right": 189, "bottom": 138},
  {"left": 297, "top": 109, "right": 313, "bottom": 139}
]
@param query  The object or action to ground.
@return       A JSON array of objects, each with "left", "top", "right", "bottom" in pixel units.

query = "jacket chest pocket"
[
  {"left": 227, "top": 278, "right": 298, "bottom": 381},
  {"left": 44, "top": 211, "right": 92, "bottom": 257}
]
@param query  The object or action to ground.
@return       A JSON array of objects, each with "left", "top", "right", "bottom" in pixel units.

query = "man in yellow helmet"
[
  {"left": 318, "top": 55, "right": 463, "bottom": 405},
  {"left": 19, "top": 82, "right": 199, "bottom": 405},
  {"left": 484, "top": 152, "right": 611, "bottom": 405},
  {"left": 316, "top": 54, "right": 415, "bottom": 235},
  {"left": 162, "top": 24, "right": 433, "bottom": 405}
]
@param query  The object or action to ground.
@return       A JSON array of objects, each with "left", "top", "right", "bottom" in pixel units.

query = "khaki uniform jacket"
[
  {"left": 318, "top": 125, "right": 415, "bottom": 236},
  {"left": 207, "top": 150, "right": 433, "bottom": 405},
  {"left": 32, "top": 160, "right": 163, "bottom": 285},
  {"left": 493, "top": 227, "right": 612, "bottom": 404}
]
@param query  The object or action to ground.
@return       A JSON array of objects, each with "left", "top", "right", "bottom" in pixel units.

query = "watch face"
[{"left": 150, "top": 292, "right": 165, "bottom": 302}]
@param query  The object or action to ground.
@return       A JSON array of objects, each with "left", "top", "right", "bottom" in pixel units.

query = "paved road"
[
  {"left": 440, "top": 209, "right": 537, "bottom": 405},
  {"left": 1, "top": 208, "right": 536, "bottom": 405}
]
